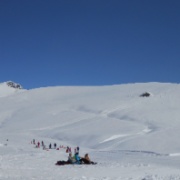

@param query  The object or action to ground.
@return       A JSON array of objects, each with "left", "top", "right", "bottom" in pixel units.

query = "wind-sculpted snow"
[{"left": 1, "top": 82, "right": 180, "bottom": 179}]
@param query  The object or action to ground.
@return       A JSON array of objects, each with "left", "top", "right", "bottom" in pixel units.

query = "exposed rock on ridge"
[{"left": 6, "top": 81, "right": 23, "bottom": 89}]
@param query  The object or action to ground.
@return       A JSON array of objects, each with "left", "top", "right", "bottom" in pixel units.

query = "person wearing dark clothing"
[
  {"left": 55, "top": 160, "right": 69, "bottom": 165},
  {"left": 49, "top": 143, "right": 51, "bottom": 149},
  {"left": 56, "top": 153, "right": 75, "bottom": 165},
  {"left": 33, "top": 139, "right": 35, "bottom": 144},
  {"left": 80, "top": 153, "right": 97, "bottom": 164}
]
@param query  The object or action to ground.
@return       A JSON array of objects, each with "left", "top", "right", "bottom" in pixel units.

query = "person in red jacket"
[{"left": 37, "top": 141, "right": 40, "bottom": 148}]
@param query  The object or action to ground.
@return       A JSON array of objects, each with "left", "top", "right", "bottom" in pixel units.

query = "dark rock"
[
  {"left": 6, "top": 81, "right": 23, "bottom": 89},
  {"left": 140, "top": 92, "right": 151, "bottom": 97}
]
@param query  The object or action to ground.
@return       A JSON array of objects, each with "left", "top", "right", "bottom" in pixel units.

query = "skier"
[
  {"left": 77, "top": 146, "right": 80, "bottom": 153},
  {"left": 37, "top": 141, "right": 40, "bottom": 148},
  {"left": 33, "top": 139, "right": 35, "bottom": 144},
  {"left": 49, "top": 143, "right": 52, "bottom": 149}
]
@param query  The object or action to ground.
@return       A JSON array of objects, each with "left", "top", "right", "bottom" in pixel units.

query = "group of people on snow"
[
  {"left": 31, "top": 139, "right": 79, "bottom": 154},
  {"left": 31, "top": 139, "right": 96, "bottom": 165},
  {"left": 55, "top": 152, "right": 97, "bottom": 165},
  {"left": 32, "top": 139, "right": 61, "bottom": 150}
]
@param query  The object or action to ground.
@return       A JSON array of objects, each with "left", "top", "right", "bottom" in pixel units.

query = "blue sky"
[{"left": 0, "top": 0, "right": 180, "bottom": 89}]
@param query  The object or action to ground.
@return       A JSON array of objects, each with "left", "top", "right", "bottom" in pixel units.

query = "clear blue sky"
[{"left": 0, "top": 0, "right": 180, "bottom": 89}]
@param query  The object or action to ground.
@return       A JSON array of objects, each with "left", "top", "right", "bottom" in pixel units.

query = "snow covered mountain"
[{"left": 0, "top": 82, "right": 180, "bottom": 180}]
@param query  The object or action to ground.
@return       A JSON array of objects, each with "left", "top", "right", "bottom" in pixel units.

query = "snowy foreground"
[{"left": 0, "top": 82, "right": 180, "bottom": 180}]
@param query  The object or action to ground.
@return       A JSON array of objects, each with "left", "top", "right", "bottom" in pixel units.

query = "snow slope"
[{"left": 0, "top": 82, "right": 180, "bottom": 180}]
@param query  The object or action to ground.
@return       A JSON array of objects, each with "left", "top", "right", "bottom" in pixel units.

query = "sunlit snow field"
[{"left": 1, "top": 82, "right": 180, "bottom": 180}]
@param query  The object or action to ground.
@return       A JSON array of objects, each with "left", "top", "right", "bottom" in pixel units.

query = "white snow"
[{"left": 0, "top": 82, "right": 180, "bottom": 179}]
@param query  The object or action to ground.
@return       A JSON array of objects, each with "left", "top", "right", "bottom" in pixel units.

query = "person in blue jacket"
[{"left": 74, "top": 152, "right": 82, "bottom": 164}]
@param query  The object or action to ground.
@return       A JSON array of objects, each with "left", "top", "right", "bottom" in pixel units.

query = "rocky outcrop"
[
  {"left": 6, "top": 81, "right": 23, "bottom": 89},
  {"left": 140, "top": 92, "right": 151, "bottom": 97}
]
